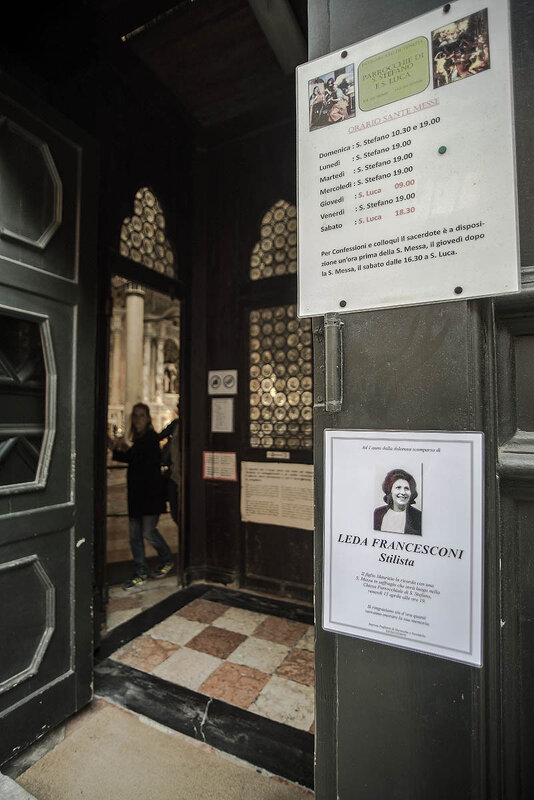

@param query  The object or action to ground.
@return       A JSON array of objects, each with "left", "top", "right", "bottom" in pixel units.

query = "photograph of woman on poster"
[{"left": 373, "top": 468, "right": 422, "bottom": 536}]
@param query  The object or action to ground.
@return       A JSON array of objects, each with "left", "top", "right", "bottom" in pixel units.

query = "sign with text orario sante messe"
[
  {"left": 323, "top": 430, "right": 484, "bottom": 666},
  {"left": 296, "top": 0, "right": 519, "bottom": 317}
]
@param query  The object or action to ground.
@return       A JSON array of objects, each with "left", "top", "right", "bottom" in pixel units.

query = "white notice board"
[
  {"left": 211, "top": 398, "right": 234, "bottom": 433},
  {"left": 323, "top": 430, "right": 484, "bottom": 666},
  {"left": 241, "top": 461, "right": 314, "bottom": 530},
  {"left": 297, "top": 0, "right": 519, "bottom": 316}
]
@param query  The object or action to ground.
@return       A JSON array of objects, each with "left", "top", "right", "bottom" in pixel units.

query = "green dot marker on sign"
[{"left": 438, "top": 145, "right": 447, "bottom": 154}]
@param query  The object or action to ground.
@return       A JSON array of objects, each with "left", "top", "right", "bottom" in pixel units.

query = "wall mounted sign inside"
[
  {"left": 323, "top": 429, "right": 484, "bottom": 666},
  {"left": 297, "top": 0, "right": 519, "bottom": 316},
  {"left": 208, "top": 369, "right": 237, "bottom": 395}
]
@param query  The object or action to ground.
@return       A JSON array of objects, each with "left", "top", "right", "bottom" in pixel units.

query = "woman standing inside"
[{"left": 110, "top": 403, "right": 174, "bottom": 589}]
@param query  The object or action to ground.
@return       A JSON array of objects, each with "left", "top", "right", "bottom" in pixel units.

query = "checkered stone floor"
[
  {"left": 110, "top": 597, "right": 315, "bottom": 732},
  {"left": 105, "top": 576, "right": 178, "bottom": 632}
]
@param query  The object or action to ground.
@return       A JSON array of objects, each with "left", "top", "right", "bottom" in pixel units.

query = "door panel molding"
[
  {"left": 0, "top": 116, "right": 62, "bottom": 249},
  {"left": 0, "top": 669, "right": 74, "bottom": 719},
  {"left": 0, "top": 90, "right": 80, "bottom": 283},
  {"left": 0, "top": 308, "right": 56, "bottom": 495},
  {"left": 0, "top": 555, "right": 55, "bottom": 694}
]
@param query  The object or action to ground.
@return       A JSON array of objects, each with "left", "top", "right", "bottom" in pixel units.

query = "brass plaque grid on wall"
[
  {"left": 120, "top": 187, "right": 176, "bottom": 278},
  {"left": 249, "top": 199, "right": 297, "bottom": 280},
  {"left": 249, "top": 304, "right": 312, "bottom": 450}
]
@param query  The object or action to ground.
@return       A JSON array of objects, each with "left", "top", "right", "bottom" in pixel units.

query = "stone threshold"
[
  {"left": 95, "top": 583, "right": 315, "bottom": 789},
  {"left": 95, "top": 658, "right": 314, "bottom": 790}
]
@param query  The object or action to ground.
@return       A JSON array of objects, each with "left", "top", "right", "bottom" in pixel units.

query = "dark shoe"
[
  {"left": 152, "top": 561, "right": 174, "bottom": 579},
  {"left": 123, "top": 574, "right": 148, "bottom": 590}
]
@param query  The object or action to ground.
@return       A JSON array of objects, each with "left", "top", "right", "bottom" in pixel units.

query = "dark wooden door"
[
  {"left": 0, "top": 77, "right": 98, "bottom": 763},
  {"left": 309, "top": 1, "right": 534, "bottom": 798}
]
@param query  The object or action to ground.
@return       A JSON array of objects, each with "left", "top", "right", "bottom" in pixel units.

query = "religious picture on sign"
[
  {"left": 373, "top": 466, "right": 422, "bottom": 536},
  {"left": 308, "top": 63, "right": 356, "bottom": 131},
  {"left": 432, "top": 8, "right": 490, "bottom": 89}
]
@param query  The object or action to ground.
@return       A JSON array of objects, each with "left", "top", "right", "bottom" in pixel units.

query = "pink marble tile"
[
  {"left": 186, "top": 625, "right": 246, "bottom": 659},
  {"left": 254, "top": 616, "right": 308, "bottom": 647},
  {"left": 276, "top": 648, "right": 314, "bottom": 686},
  {"left": 111, "top": 635, "right": 180, "bottom": 672},
  {"left": 198, "top": 662, "right": 270, "bottom": 709},
  {"left": 176, "top": 598, "right": 229, "bottom": 624}
]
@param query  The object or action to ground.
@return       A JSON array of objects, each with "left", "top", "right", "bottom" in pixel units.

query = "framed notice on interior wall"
[
  {"left": 296, "top": 0, "right": 519, "bottom": 317},
  {"left": 203, "top": 452, "right": 238, "bottom": 481},
  {"left": 323, "top": 429, "right": 484, "bottom": 666},
  {"left": 241, "top": 461, "right": 314, "bottom": 530}
]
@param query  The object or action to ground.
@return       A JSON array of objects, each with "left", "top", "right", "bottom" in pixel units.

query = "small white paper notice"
[
  {"left": 211, "top": 398, "right": 234, "bottom": 433},
  {"left": 241, "top": 461, "right": 314, "bottom": 530},
  {"left": 203, "top": 451, "right": 237, "bottom": 481}
]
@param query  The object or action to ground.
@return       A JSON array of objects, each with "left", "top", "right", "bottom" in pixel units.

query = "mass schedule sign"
[
  {"left": 296, "top": 0, "right": 519, "bottom": 317},
  {"left": 323, "top": 430, "right": 484, "bottom": 666}
]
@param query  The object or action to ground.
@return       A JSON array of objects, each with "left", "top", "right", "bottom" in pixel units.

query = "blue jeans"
[
  {"left": 129, "top": 515, "right": 172, "bottom": 576},
  {"left": 168, "top": 478, "right": 179, "bottom": 525}
]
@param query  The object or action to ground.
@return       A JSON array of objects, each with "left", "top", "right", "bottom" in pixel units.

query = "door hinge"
[{"left": 324, "top": 312, "right": 344, "bottom": 412}]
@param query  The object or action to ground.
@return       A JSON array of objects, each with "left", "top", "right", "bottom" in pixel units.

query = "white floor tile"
[
  {"left": 295, "top": 626, "right": 314, "bottom": 652},
  {"left": 249, "top": 676, "right": 315, "bottom": 731},
  {"left": 152, "top": 648, "right": 222, "bottom": 691},
  {"left": 227, "top": 637, "right": 289, "bottom": 674},
  {"left": 148, "top": 616, "right": 206, "bottom": 645},
  {"left": 214, "top": 607, "right": 267, "bottom": 636}
]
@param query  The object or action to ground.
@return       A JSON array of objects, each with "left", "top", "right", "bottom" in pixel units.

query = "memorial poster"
[
  {"left": 323, "top": 430, "right": 484, "bottom": 666},
  {"left": 297, "top": 0, "right": 519, "bottom": 316}
]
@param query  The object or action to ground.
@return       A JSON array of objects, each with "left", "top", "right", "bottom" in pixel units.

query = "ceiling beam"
[
  {"left": 247, "top": 0, "right": 307, "bottom": 74},
  {"left": 96, "top": 0, "right": 190, "bottom": 42}
]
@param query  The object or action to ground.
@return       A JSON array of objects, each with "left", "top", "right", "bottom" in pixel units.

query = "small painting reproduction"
[
  {"left": 432, "top": 8, "right": 490, "bottom": 88},
  {"left": 308, "top": 64, "right": 356, "bottom": 132}
]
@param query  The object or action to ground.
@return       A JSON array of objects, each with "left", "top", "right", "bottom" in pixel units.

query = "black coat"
[
  {"left": 373, "top": 505, "right": 422, "bottom": 536},
  {"left": 113, "top": 429, "right": 165, "bottom": 517}
]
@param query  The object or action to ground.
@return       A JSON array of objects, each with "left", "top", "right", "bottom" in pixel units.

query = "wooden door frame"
[{"left": 93, "top": 248, "right": 190, "bottom": 645}]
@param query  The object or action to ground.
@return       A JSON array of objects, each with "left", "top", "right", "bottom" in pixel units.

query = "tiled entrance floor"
[
  {"left": 106, "top": 576, "right": 178, "bottom": 632},
  {"left": 110, "top": 597, "right": 315, "bottom": 732}
]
